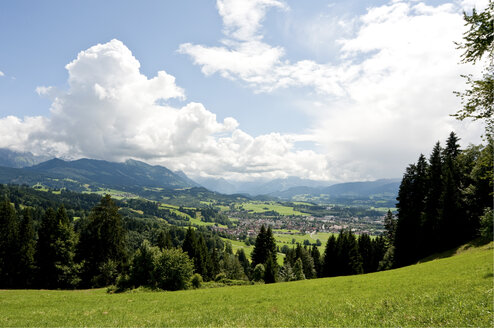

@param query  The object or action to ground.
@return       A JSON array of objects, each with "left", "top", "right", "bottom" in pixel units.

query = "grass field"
[
  {"left": 239, "top": 201, "right": 310, "bottom": 216},
  {"left": 1, "top": 242, "right": 491, "bottom": 327}
]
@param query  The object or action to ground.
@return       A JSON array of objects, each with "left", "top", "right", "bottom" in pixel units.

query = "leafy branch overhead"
[{"left": 453, "top": 1, "right": 494, "bottom": 136}]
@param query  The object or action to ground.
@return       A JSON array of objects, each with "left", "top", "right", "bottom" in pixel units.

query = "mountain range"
[{"left": 0, "top": 148, "right": 400, "bottom": 202}]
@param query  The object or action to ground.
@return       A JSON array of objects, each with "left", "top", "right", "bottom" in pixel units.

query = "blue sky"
[{"left": 0, "top": 0, "right": 488, "bottom": 182}]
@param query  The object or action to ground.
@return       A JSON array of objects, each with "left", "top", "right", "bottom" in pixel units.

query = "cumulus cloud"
[
  {"left": 0, "top": 71, "right": 4, "bottom": 77},
  {"left": 180, "top": 0, "right": 486, "bottom": 180},
  {"left": 0, "top": 39, "right": 330, "bottom": 181}
]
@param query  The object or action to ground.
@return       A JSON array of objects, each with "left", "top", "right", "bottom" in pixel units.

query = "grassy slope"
[{"left": 0, "top": 242, "right": 492, "bottom": 327}]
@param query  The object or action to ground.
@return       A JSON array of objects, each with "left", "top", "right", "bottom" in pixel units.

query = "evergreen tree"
[
  {"left": 394, "top": 154, "right": 428, "bottom": 267},
  {"left": 17, "top": 208, "right": 36, "bottom": 288},
  {"left": 295, "top": 244, "right": 315, "bottom": 279},
  {"left": 358, "top": 234, "right": 373, "bottom": 273},
  {"left": 439, "top": 132, "right": 464, "bottom": 250},
  {"left": 36, "top": 206, "right": 79, "bottom": 288},
  {"left": 0, "top": 198, "right": 19, "bottom": 288},
  {"left": 78, "top": 195, "right": 127, "bottom": 287},
  {"left": 371, "top": 235, "right": 387, "bottom": 272},
  {"left": 236, "top": 248, "right": 251, "bottom": 278},
  {"left": 263, "top": 256, "right": 277, "bottom": 284},
  {"left": 322, "top": 234, "right": 337, "bottom": 277},
  {"left": 422, "top": 142, "right": 443, "bottom": 256},
  {"left": 293, "top": 258, "right": 305, "bottom": 280},
  {"left": 310, "top": 245, "right": 322, "bottom": 278},
  {"left": 383, "top": 210, "right": 397, "bottom": 246},
  {"left": 156, "top": 229, "right": 173, "bottom": 250},
  {"left": 251, "top": 225, "right": 277, "bottom": 268}
]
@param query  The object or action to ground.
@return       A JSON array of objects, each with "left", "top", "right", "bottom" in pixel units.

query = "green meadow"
[
  {"left": 239, "top": 201, "right": 310, "bottom": 216},
  {"left": 1, "top": 242, "right": 491, "bottom": 327}
]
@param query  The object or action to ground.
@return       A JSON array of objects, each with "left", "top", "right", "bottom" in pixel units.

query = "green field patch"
[
  {"left": 1, "top": 242, "right": 491, "bottom": 327},
  {"left": 239, "top": 201, "right": 310, "bottom": 216}
]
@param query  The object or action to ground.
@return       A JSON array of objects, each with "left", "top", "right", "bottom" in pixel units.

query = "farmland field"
[
  {"left": 238, "top": 201, "right": 310, "bottom": 216},
  {"left": 1, "top": 242, "right": 491, "bottom": 327}
]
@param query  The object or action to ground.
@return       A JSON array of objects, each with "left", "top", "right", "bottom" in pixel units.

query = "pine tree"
[
  {"left": 422, "top": 142, "right": 443, "bottom": 256},
  {"left": 251, "top": 225, "right": 277, "bottom": 268},
  {"left": 17, "top": 208, "right": 36, "bottom": 288},
  {"left": 310, "top": 245, "right": 322, "bottom": 278},
  {"left": 156, "top": 229, "right": 173, "bottom": 250},
  {"left": 0, "top": 198, "right": 19, "bottom": 288},
  {"left": 383, "top": 210, "right": 396, "bottom": 246},
  {"left": 439, "top": 132, "right": 464, "bottom": 250},
  {"left": 78, "top": 195, "right": 127, "bottom": 287},
  {"left": 394, "top": 154, "right": 428, "bottom": 267},
  {"left": 322, "top": 234, "right": 337, "bottom": 277},
  {"left": 37, "top": 206, "right": 79, "bottom": 288},
  {"left": 293, "top": 258, "right": 305, "bottom": 280},
  {"left": 358, "top": 234, "right": 373, "bottom": 273},
  {"left": 236, "top": 248, "right": 251, "bottom": 278}
]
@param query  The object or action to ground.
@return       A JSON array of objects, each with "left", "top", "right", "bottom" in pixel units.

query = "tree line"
[{"left": 393, "top": 132, "right": 493, "bottom": 267}]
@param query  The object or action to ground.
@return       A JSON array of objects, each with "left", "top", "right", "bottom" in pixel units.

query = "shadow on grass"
[{"left": 418, "top": 238, "right": 492, "bottom": 264}]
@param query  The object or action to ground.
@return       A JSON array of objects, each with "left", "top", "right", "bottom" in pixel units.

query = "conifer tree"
[
  {"left": 293, "top": 258, "right": 305, "bottom": 280},
  {"left": 439, "top": 132, "right": 464, "bottom": 250},
  {"left": 310, "top": 245, "right": 322, "bottom": 278},
  {"left": 394, "top": 154, "right": 428, "bottom": 267},
  {"left": 358, "top": 234, "right": 373, "bottom": 273},
  {"left": 322, "top": 234, "right": 337, "bottom": 277},
  {"left": 36, "top": 206, "right": 79, "bottom": 288},
  {"left": 422, "top": 142, "right": 443, "bottom": 256},
  {"left": 251, "top": 225, "right": 277, "bottom": 267},
  {"left": 0, "top": 198, "right": 19, "bottom": 288},
  {"left": 78, "top": 195, "right": 127, "bottom": 287},
  {"left": 17, "top": 208, "right": 36, "bottom": 288}
]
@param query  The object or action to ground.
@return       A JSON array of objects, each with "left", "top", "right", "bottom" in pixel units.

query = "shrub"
[
  {"left": 153, "top": 248, "right": 194, "bottom": 291},
  {"left": 190, "top": 273, "right": 203, "bottom": 289}
]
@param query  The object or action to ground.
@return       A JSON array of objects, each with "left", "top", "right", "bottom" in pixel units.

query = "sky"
[{"left": 0, "top": 0, "right": 489, "bottom": 182}]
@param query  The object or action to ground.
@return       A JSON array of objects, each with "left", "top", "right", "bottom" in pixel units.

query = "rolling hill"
[{"left": 0, "top": 241, "right": 491, "bottom": 326}]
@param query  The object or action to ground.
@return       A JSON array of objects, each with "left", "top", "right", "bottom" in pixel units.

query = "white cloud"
[
  {"left": 180, "top": 0, "right": 485, "bottom": 180},
  {"left": 0, "top": 39, "right": 331, "bottom": 181},
  {"left": 0, "top": 71, "right": 4, "bottom": 77},
  {"left": 217, "top": 0, "right": 288, "bottom": 41}
]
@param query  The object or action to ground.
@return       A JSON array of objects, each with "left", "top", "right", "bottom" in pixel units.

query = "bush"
[
  {"left": 153, "top": 248, "right": 194, "bottom": 291},
  {"left": 252, "top": 264, "right": 265, "bottom": 282},
  {"left": 214, "top": 272, "right": 227, "bottom": 282},
  {"left": 479, "top": 208, "right": 493, "bottom": 242},
  {"left": 190, "top": 273, "right": 203, "bottom": 289}
]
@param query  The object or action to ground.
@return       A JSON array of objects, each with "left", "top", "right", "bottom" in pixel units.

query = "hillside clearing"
[{"left": 0, "top": 242, "right": 491, "bottom": 327}]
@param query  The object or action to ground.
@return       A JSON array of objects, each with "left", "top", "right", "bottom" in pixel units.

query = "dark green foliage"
[
  {"left": 156, "top": 229, "right": 174, "bottom": 250},
  {"left": 322, "top": 234, "right": 337, "bottom": 277},
  {"left": 17, "top": 209, "right": 36, "bottom": 287},
  {"left": 236, "top": 248, "right": 251, "bottom": 278},
  {"left": 310, "top": 246, "right": 322, "bottom": 278},
  {"left": 0, "top": 198, "right": 19, "bottom": 288},
  {"left": 358, "top": 234, "right": 373, "bottom": 273},
  {"left": 220, "top": 253, "right": 247, "bottom": 280},
  {"left": 36, "top": 206, "right": 79, "bottom": 288},
  {"left": 181, "top": 227, "right": 214, "bottom": 281},
  {"left": 453, "top": 1, "right": 493, "bottom": 136},
  {"left": 293, "top": 258, "right": 305, "bottom": 280},
  {"left": 479, "top": 208, "right": 493, "bottom": 242},
  {"left": 252, "top": 263, "right": 265, "bottom": 282},
  {"left": 251, "top": 225, "right": 277, "bottom": 268},
  {"left": 154, "top": 248, "right": 194, "bottom": 291},
  {"left": 263, "top": 256, "right": 277, "bottom": 284},
  {"left": 393, "top": 132, "right": 493, "bottom": 268},
  {"left": 128, "top": 240, "right": 160, "bottom": 288},
  {"left": 190, "top": 273, "right": 203, "bottom": 289},
  {"left": 394, "top": 154, "right": 428, "bottom": 267},
  {"left": 78, "top": 195, "right": 127, "bottom": 287}
]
